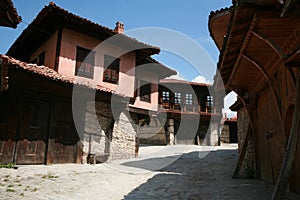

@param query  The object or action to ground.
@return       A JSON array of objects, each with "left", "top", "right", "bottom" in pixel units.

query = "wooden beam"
[
  {"left": 218, "top": 3, "right": 243, "bottom": 73},
  {"left": 288, "top": 66, "right": 297, "bottom": 85},
  {"left": 214, "top": 4, "right": 240, "bottom": 91},
  {"left": 232, "top": 122, "right": 251, "bottom": 178},
  {"left": 54, "top": 27, "right": 62, "bottom": 71},
  {"left": 285, "top": 60, "right": 300, "bottom": 68},
  {"left": 285, "top": 45, "right": 300, "bottom": 64},
  {"left": 271, "top": 68, "right": 300, "bottom": 200},
  {"left": 226, "top": 13, "right": 258, "bottom": 89},
  {"left": 13, "top": 96, "right": 23, "bottom": 164},
  {"left": 252, "top": 30, "right": 286, "bottom": 59},
  {"left": 281, "top": 0, "right": 299, "bottom": 17},
  {"left": 242, "top": 53, "right": 282, "bottom": 120}
]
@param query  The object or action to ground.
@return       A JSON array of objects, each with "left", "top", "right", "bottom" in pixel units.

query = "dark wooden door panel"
[
  {"left": 16, "top": 100, "right": 49, "bottom": 164},
  {"left": 53, "top": 143, "right": 76, "bottom": 163},
  {"left": 0, "top": 99, "right": 18, "bottom": 164},
  {"left": 52, "top": 114, "right": 80, "bottom": 163}
]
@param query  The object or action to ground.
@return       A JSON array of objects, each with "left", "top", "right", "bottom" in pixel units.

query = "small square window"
[{"left": 162, "top": 91, "right": 170, "bottom": 103}]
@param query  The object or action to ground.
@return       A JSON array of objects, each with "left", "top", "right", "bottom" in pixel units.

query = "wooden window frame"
[
  {"left": 31, "top": 51, "right": 45, "bottom": 66},
  {"left": 185, "top": 93, "right": 193, "bottom": 105},
  {"left": 174, "top": 92, "right": 181, "bottom": 104},
  {"left": 162, "top": 91, "right": 170, "bottom": 103},
  {"left": 140, "top": 80, "right": 151, "bottom": 103},
  {"left": 206, "top": 96, "right": 214, "bottom": 107},
  {"left": 75, "top": 46, "right": 95, "bottom": 79},
  {"left": 103, "top": 54, "right": 120, "bottom": 84}
]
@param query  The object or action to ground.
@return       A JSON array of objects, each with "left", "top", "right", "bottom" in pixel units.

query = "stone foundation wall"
[
  {"left": 109, "top": 112, "right": 137, "bottom": 160},
  {"left": 221, "top": 124, "right": 230, "bottom": 143},
  {"left": 82, "top": 101, "right": 137, "bottom": 163},
  {"left": 237, "top": 107, "right": 256, "bottom": 178}
]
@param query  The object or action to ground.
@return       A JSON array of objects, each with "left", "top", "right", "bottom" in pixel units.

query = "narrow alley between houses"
[{"left": 1, "top": 144, "right": 298, "bottom": 200}]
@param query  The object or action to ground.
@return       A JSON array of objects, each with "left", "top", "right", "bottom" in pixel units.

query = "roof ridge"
[{"left": 7, "top": 2, "right": 160, "bottom": 56}]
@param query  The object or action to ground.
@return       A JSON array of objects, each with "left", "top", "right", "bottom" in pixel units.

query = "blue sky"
[{"left": 0, "top": 0, "right": 236, "bottom": 116}]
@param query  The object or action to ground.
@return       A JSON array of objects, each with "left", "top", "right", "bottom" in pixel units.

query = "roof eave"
[
  {"left": 208, "top": 6, "right": 233, "bottom": 50},
  {"left": 0, "top": 0, "right": 22, "bottom": 28}
]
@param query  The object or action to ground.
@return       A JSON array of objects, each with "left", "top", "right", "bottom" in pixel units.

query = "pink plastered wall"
[
  {"left": 130, "top": 69, "right": 159, "bottom": 112},
  {"left": 30, "top": 31, "right": 58, "bottom": 69},
  {"left": 58, "top": 28, "right": 136, "bottom": 97}
]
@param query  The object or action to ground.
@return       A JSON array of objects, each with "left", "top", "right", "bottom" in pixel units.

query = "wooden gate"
[
  {"left": 51, "top": 102, "right": 81, "bottom": 164},
  {"left": 0, "top": 97, "right": 82, "bottom": 165},
  {"left": 53, "top": 121, "right": 80, "bottom": 163},
  {"left": 0, "top": 98, "right": 18, "bottom": 164},
  {"left": 15, "top": 100, "right": 49, "bottom": 164}
]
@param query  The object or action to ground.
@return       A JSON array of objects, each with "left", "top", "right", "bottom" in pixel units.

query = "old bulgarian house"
[
  {"left": 210, "top": 0, "right": 300, "bottom": 197},
  {"left": 0, "top": 2, "right": 175, "bottom": 165},
  {"left": 139, "top": 79, "right": 223, "bottom": 146}
]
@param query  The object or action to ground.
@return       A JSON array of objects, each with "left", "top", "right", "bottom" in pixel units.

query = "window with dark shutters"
[
  {"left": 75, "top": 46, "right": 95, "bottom": 79},
  {"left": 103, "top": 54, "right": 120, "bottom": 84}
]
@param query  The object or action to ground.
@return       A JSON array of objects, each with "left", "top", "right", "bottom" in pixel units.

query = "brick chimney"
[{"left": 114, "top": 22, "right": 124, "bottom": 34}]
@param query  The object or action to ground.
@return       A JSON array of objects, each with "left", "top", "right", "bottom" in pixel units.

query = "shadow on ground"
[{"left": 122, "top": 149, "right": 275, "bottom": 200}]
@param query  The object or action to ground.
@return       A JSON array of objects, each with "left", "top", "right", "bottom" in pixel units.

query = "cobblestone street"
[{"left": 0, "top": 144, "right": 299, "bottom": 200}]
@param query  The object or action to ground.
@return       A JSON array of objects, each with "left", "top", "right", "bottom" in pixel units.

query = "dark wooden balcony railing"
[{"left": 159, "top": 102, "right": 216, "bottom": 114}]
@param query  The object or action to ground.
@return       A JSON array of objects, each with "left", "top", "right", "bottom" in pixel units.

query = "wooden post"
[
  {"left": 12, "top": 96, "right": 23, "bottom": 164},
  {"left": 271, "top": 68, "right": 300, "bottom": 200},
  {"left": 230, "top": 93, "right": 256, "bottom": 179},
  {"left": 232, "top": 123, "right": 251, "bottom": 178},
  {"left": 45, "top": 102, "right": 55, "bottom": 165}
]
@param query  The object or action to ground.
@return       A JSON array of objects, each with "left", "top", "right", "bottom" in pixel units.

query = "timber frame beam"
[
  {"left": 281, "top": 0, "right": 299, "bottom": 17},
  {"left": 272, "top": 68, "right": 300, "bottom": 199},
  {"left": 285, "top": 45, "right": 300, "bottom": 65},
  {"left": 242, "top": 53, "right": 282, "bottom": 120},
  {"left": 226, "top": 13, "right": 258, "bottom": 89},
  {"left": 252, "top": 29, "right": 286, "bottom": 59},
  {"left": 231, "top": 90, "right": 256, "bottom": 178}
]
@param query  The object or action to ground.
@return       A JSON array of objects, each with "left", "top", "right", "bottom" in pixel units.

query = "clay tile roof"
[
  {"left": 160, "top": 79, "right": 212, "bottom": 87},
  {"left": 209, "top": 6, "right": 233, "bottom": 20},
  {"left": 8, "top": 2, "right": 160, "bottom": 58},
  {"left": 0, "top": 0, "right": 22, "bottom": 28},
  {"left": 1, "top": 54, "right": 115, "bottom": 94}
]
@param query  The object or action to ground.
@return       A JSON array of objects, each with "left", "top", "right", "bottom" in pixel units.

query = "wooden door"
[
  {"left": 15, "top": 100, "right": 49, "bottom": 164},
  {"left": 0, "top": 98, "right": 18, "bottom": 164},
  {"left": 51, "top": 102, "right": 81, "bottom": 164},
  {"left": 53, "top": 121, "right": 80, "bottom": 163}
]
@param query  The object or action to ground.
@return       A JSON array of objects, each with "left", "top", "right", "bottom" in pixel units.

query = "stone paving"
[{"left": 0, "top": 144, "right": 299, "bottom": 199}]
